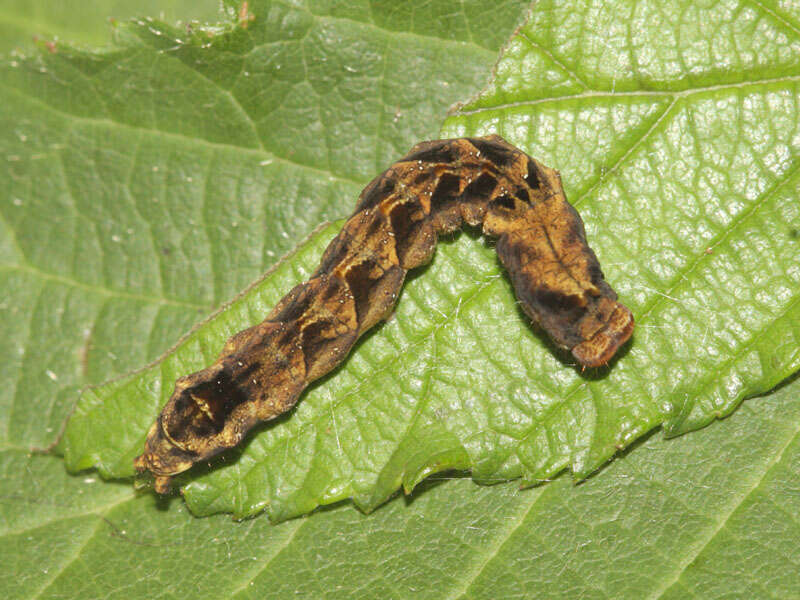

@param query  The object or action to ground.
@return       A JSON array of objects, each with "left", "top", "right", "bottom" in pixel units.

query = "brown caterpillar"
[{"left": 135, "top": 135, "right": 634, "bottom": 493}]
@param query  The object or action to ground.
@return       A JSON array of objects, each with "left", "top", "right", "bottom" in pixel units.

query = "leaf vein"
[
  {"left": 446, "top": 487, "right": 548, "bottom": 600},
  {"left": 0, "top": 263, "right": 207, "bottom": 309},
  {"left": 650, "top": 416, "right": 800, "bottom": 599},
  {"left": 228, "top": 519, "right": 306, "bottom": 598},
  {"left": 0, "top": 80, "right": 364, "bottom": 187},
  {"left": 454, "top": 75, "right": 800, "bottom": 116},
  {"left": 29, "top": 495, "right": 136, "bottom": 600}
]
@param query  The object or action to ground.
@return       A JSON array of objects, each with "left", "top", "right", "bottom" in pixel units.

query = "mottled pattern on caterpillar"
[{"left": 135, "top": 135, "right": 634, "bottom": 493}]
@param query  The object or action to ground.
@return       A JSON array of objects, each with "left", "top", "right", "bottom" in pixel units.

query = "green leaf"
[
  {"left": 2, "top": 1, "right": 800, "bottom": 597},
  {"left": 0, "top": 0, "right": 221, "bottom": 53},
  {"left": 0, "top": 0, "right": 528, "bottom": 450},
  {"left": 63, "top": 0, "right": 800, "bottom": 521},
  {"left": 7, "top": 376, "right": 800, "bottom": 598}
]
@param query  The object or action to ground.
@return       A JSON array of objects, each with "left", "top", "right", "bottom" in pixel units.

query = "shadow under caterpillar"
[{"left": 135, "top": 135, "right": 634, "bottom": 493}]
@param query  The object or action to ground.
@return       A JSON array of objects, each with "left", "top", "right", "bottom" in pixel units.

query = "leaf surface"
[
  {"left": 1, "top": 1, "right": 800, "bottom": 598},
  {"left": 7, "top": 377, "right": 800, "bottom": 598},
  {"left": 62, "top": 0, "right": 800, "bottom": 520},
  {"left": 0, "top": 0, "right": 527, "bottom": 450},
  {"left": 0, "top": 0, "right": 220, "bottom": 52}
]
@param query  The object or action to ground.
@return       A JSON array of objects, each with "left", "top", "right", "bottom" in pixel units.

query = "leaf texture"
[
  {"left": 63, "top": 0, "right": 800, "bottom": 520},
  {"left": 1, "top": 1, "right": 800, "bottom": 598},
  {"left": 7, "top": 378, "right": 800, "bottom": 598},
  {"left": 0, "top": 0, "right": 221, "bottom": 53},
  {"left": 0, "top": 0, "right": 528, "bottom": 450}
]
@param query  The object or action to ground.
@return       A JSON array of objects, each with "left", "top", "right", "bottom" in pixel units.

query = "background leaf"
[
  {"left": 1, "top": 0, "right": 799, "bottom": 598},
  {"left": 0, "top": 0, "right": 220, "bottom": 53}
]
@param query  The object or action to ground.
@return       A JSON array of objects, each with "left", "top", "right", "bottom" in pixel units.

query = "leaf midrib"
[
  {"left": 22, "top": 494, "right": 134, "bottom": 600},
  {"left": 0, "top": 263, "right": 207, "bottom": 309},
  {"left": 0, "top": 78, "right": 362, "bottom": 304},
  {"left": 226, "top": 518, "right": 305, "bottom": 598}
]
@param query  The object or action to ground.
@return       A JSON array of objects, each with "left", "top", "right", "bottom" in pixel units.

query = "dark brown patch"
[
  {"left": 492, "top": 193, "right": 517, "bottom": 211},
  {"left": 404, "top": 141, "right": 456, "bottom": 164},
  {"left": 344, "top": 258, "right": 383, "bottom": 323},
  {"left": 299, "top": 319, "right": 334, "bottom": 367},
  {"left": 588, "top": 263, "right": 605, "bottom": 287},
  {"left": 430, "top": 172, "right": 462, "bottom": 210},
  {"left": 300, "top": 319, "right": 357, "bottom": 380},
  {"left": 344, "top": 261, "right": 405, "bottom": 330},
  {"left": 269, "top": 282, "right": 315, "bottom": 323},
  {"left": 534, "top": 288, "right": 585, "bottom": 314},
  {"left": 166, "top": 369, "right": 247, "bottom": 443},
  {"left": 462, "top": 172, "right": 497, "bottom": 201},
  {"left": 469, "top": 137, "right": 516, "bottom": 168},
  {"left": 356, "top": 174, "right": 396, "bottom": 211},
  {"left": 388, "top": 199, "right": 433, "bottom": 265},
  {"left": 525, "top": 158, "right": 541, "bottom": 188}
]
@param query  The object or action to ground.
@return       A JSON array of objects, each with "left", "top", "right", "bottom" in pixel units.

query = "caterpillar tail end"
[
  {"left": 134, "top": 420, "right": 194, "bottom": 494},
  {"left": 134, "top": 452, "right": 177, "bottom": 495},
  {"left": 571, "top": 303, "right": 634, "bottom": 368}
]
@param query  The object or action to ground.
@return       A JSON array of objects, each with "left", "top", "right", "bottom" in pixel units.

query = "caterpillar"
[{"left": 135, "top": 135, "right": 634, "bottom": 493}]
